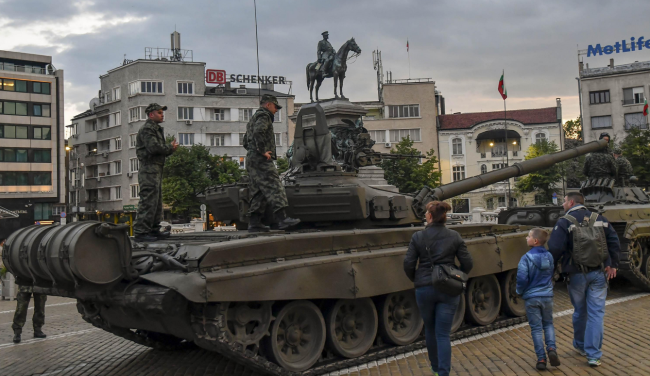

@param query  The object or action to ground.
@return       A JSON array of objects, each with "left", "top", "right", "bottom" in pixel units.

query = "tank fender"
[{"left": 140, "top": 271, "right": 207, "bottom": 303}]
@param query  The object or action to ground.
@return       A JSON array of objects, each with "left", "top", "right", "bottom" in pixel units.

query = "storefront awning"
[
  {"left": 475, "top": 129, "right": 521, "bottom": 140},
  {"left": 0, "top": 206, "right": 19, "bottom": 219}
]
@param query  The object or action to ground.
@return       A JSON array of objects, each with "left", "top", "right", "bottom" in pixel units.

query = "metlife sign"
[
  {"left": 587, "top": 37, "right": 650, "bottom": 57},
  {"left": 206, "top": 69, "right": 287, "bottom": 85}
]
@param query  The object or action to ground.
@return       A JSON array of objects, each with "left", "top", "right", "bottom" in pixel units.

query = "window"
[
  {"left": 233, "top": 156, "right": 245, "bottom": 168},
  {"left": 177, "top": 81, "right": 193, "bottom": 94},
  {"left": 1, "top": 102, "right": 28, "bottom": 116},
  {"left": 589, "top": 90, "right": 610, "bottom": 104},
  {"left": 623, "top": 87, "right": 644, "bottom": 105},
  {"left": 389, "top": 129, "right": 421, "bottom": 142},
  {"left": 113, "top": 160, "right": 122, "bottom": 175},
  {"left": 114, "top": 186, "right": 122, "bottom": 200},
  {"left": 16, "top": 149, "right": 27, "bottom": 162},
  {"left": 213, "top": 108, "right": 227, "bottom": 121},
  {"left": 0, "top": 125, "right": 28, "bottom": 139},
  {"left": 15, "top": 80, "right": 27, "bottom": 92},
  {"left": 2, "top": 79, "right": 15, "bottom": 91},
  {"left": 129, "top": 107, "right": 145, "bottom": 122},
  {"left": 130, "top": 158, "right": 139, "bottom": 172},
  {"left": 591, "top": 115, "right": 612, "bottom": 129},
  {"left": 368, "top": 130, "right": 386, "bottom": 143},
  {"left": 110, "top": 112, "right": 121, "bottom": 127},
  {"left": 129, "top": 80, "right": 163, "bottom": 95},
  {"left": 0, "top": 148, "right": 28, "bottom": 162},
  {"left": 624, "top": 112, "right": 647, "bottom": 129},
  {"left": 34, "top": 203, "right": 52, "bottom": 220},
  {"left": 209, "top": 133, "right": 226, "bottom": 146},
  {"left": 481, "top": 164, "right": 487, "bottom": 174},
  {"left": 130, "top": 184, "right": 140, "bottom": 198},
  {"left": 178, "top": 133, "right": 194, "bottom": 145},
  {"left": 33, "top": 172, "right": 51, "bottom": 185},
  {"left": 0, "top": 172, "right": 28, "bottom": 185},
  {"left": 492, "top": 163, "right": 507, "bottom": 170},
  {"left": 33, "top": 104, "right": 51, "bottom": 117},
  {"left": 452, "top": 198, "right": 470, "bottom": 213},
  {"left": 129, "top": 134, "right": 137, "bottom": 148},
  {"left": 240, "top": 108, "right": 255, "bottom": 122},
  {"left": 275, "top": 133, "right": 282, "bottom": 146},
  {"left": 452, "top": 166, "right": 465, "bottom": 181},
  {"left": 274, "top": 109, "right": 282, "bottom": 123},
  {"left": 86, "top": 120, "right": 97, "bottom": 132},
  {"left": 33, "top": 150, "right": 51, "bottom": 163},
  {"left": 114, "top": 137, "right": 122, "bottom": 150},
  {"left": 32, "top": 82, "right": 50, "bottom": 94},
  {"left": 33, "top": 127, "right": 51, "bottom": 140},
  {"left": 52, "top": 206, "right": 64, "bottom": 216},
  {"left": 128, "top": 81, "right": 139, "bottom": 96},
  {"left": 178, "top": 107, "right": 194, "bottom": 120},
  {"left": 239, "top": 133, "right": 245, "bottom": 146},
  {"left": 112, "top": 86, "right": 121, "bottom": 101},
  {"left": 535, "top": 133, "right": 547, "bottom": 144},
  {"left": 388, "top": 104, "right": 420, "bottom": 118},
  {"left": 452, "top": 138, "right": 463, "bottom": 155}
]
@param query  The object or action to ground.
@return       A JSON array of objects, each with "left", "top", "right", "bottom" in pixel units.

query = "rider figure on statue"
[{"left": 317, "top": 31, "right": 335, "bottom": 77}]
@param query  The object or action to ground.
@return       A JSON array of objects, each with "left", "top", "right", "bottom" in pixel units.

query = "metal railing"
[
  {"left": 0, "top": 63, "right": 49, "bottom": 75},
  {"left": 491, "top": 151, "right": 507, "bottom": 157}
]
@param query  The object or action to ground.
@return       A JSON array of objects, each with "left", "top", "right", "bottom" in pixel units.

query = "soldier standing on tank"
[
  {"left": 12, "top": 284, "right": 47, "bottom": 343},
  {"left": 133, "top": 103, "right": 178, "bottom": 242},
  {"left": 612, "top": 146, "right": 633, "bottom": 186},
  {"left": 583, "top": 132, "right": 617, "bottom": 180},
  {"left": 243, "top": 94, "right": 300, "bottom": 232}
]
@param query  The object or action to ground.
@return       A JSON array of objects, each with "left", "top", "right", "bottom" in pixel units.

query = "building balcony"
[{"left": 0, "top": 63, "right": 50, "bottom": 75}]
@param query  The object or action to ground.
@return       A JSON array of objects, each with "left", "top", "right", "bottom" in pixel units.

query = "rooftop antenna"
[
  {"left": 254, "top": 0, "right": 261, "bottom": 103},
  {"left": 372, "top": 49, "right": 384, "bottom": 102},
  {"left": 170, "top": 30, "right": 182, "bottom": 61}
]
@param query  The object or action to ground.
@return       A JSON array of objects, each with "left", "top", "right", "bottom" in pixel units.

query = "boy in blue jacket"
[{"left": 516, "top": 228, "right": 560, "bottom": 370}]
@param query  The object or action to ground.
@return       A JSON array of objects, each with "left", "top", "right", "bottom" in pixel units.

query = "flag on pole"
[
  {"left": 498, "top": 71, "right": 507, "bottom": 100},
  {"left": 406, "top": 39, "right": 409, "bottom": 52},
  {"left": 644, "top": 99, "right": 648, "bottom": 116}
]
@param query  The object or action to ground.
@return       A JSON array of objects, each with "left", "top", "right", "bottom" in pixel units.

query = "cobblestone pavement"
[{"left": 0, "top": 281, "right": 647, "bottom": 376}]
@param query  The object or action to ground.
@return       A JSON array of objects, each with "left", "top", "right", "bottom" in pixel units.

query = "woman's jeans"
[
  {"left": 524, "top": 297, "right": 556, "bottom": 361},
  {"left": 415, "top": 286, "right": 460, "bottom": 376}
]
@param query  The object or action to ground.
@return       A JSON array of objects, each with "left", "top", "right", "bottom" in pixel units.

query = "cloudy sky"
[{"left": 2, "top": 0, "right": 650, "bottom": 126}]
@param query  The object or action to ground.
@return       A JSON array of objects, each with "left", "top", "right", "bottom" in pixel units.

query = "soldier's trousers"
[
  {"left": 134, "top": 164, "right": 164, "bottom": 236},
  {"left": 246, "top": 152, "right": 288, "bottom": 215},
  {"left": 12, "top": 291, "right": 47, "bottom": 333}
]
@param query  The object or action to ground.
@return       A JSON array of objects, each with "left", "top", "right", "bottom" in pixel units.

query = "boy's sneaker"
[
  {"left": 573, "top": 345, "right": 586, "bottom": 357},
  {"left": 588, "top": 358, "right": 601, "bottom": 367},
  {"left": 536, "top": 359, "right": 547, "bottom": 370},
  {"left": 547, "top": 349, "right": 561, "bottom": 367}
]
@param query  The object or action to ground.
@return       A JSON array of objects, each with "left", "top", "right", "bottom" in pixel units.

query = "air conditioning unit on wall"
[
  {"left": 127, "top": 172, "right": 133, "bottom": 177},
  {"left": 384, "top": 142, "right": 391, "bottom": 148},
  {"left": 185, "top": 120, "right": 193, "bottom": 125}
]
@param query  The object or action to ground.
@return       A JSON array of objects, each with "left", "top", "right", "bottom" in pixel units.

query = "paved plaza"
[{"left": 0, "top": 282, "right": 648, "bottom": 376}]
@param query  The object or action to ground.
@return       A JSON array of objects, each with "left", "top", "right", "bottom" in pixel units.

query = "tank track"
[
  {"left": 76, "top": 301, "right": 193, "bottom": 351},
  {"left": 189, "top": 302, "right": 528, "bottom": 376},
  {"left": 616, "top": 228, "right": 650, "bottom": 291}
]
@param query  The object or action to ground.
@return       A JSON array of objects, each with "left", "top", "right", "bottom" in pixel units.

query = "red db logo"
[{"left": 206, "top": 69, "right": 226, "bottom": 84}]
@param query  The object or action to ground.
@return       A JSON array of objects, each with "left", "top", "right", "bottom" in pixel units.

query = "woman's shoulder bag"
[{"left": 424, "top": 230, "right": 469, "bottom": 296}]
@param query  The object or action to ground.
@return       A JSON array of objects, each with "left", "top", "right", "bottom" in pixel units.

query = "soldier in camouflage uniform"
[
  {"left": 133, "top": 103, "right": 178, "bottom": 242},
  {"left": 613, "top": 146, "right": 634, "bottom": 186},
  {"left": 584, "top": 132, "right": 617, "bottom": 180},
  {"left": 243, "top": 94, "right": 300, "bottom": 232},
  {"left": 12, "top": 284, "right": 47, "bottom": 343}
]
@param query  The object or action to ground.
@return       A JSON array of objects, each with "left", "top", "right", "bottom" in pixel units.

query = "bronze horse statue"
[{"left": 306, "top": 38, "right": 361, "bottom": 102}]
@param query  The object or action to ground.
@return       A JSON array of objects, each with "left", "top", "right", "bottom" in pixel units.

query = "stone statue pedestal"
[
  {"left": 359, "top": 166, "right": 399, "bottom": 193},
  {"left": 291, "top": 98, "right": 368, "bottom": 128}
]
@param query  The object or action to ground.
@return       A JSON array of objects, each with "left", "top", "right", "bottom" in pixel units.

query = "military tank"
[
  {"left": 498, "top": 165, "right": 650, "bottom": 291},
  {"left": 1, "top": 103, "right": 607, "bottom": 375}
]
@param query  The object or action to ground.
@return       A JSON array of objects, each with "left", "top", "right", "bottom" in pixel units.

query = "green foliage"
[
  {"left": 276, "top": 156, "right": 289, "bottom": 174},
  {"left": 515, "top": 140, "right": 562, "bottom": 201},
  {"left": 563, "top": 117, "right": 582, "bottom": 140},
  {"left": 380, "top": 137, "right": 441, "bottom": 193},
  {"left": 620, "top": 127, "right": 650, "bottom": 188},
  {"left": 162, "top": 144, "right": 242, "bottom": 215}
]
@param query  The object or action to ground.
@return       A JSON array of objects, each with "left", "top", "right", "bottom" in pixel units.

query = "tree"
[
  {"left": 563, "top": 117, "right": 582, "bottom": 141},
  {"left": 620, "top": 127, "right": 650, "bottom": 189},
  {"left": 162, "top": 144, "right": 242, "bottom": 217},
  {"left": 515, "top": 140, "right": 562, "bottom": 202},
  {"left": 380, "top": 137, "right": 441, "bottom": 193},
  {"left": 276, "top": 156, "right": 289, "bottom": 174}
]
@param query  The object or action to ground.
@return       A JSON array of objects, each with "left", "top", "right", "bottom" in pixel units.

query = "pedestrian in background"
[
  {"left": 12, "top": 284, "right": 47, "bottom": 343},
  {"left": 516, "top": 228, "right": 560, "bottom": 370},
  {"left": 403, "top": 201, "right": 473, "bottom": 376},
  {"left": 548, "top": 192, "right": 620, "bottom": 367}
]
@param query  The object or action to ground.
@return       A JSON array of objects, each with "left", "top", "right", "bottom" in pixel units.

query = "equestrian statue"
[{"left": 306, "top": 31, "right": 361, "bottom": 102}]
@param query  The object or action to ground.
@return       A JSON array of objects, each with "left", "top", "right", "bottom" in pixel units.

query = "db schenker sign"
[{"left": 206, "top": 69, "right": 287, "bottom": 85}]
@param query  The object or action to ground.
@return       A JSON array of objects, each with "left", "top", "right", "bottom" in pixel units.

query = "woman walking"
[{"left": 403, "top": 201, "right": 473, "bottom": 376}]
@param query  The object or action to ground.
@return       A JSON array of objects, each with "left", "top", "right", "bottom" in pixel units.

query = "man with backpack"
[{"left": 548, "top": 192, "right": 620, "bottom": 367}]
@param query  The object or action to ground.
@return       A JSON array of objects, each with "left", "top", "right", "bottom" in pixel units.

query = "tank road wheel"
[
  {"left": 224, "top": 302, "right": 273, "bottom": 348},
  {"left": 451, "top": 293, "right": 466, "bottom": 333},
  {"left": 499, "top": 270, "right": 526, "bottom": 317},
  {"left": 642, "top": 254, "right": 650, "bottom": 278},
  {"left": 377, "top": 291, "right": 423, "bottom": 345},
  {"left": 465, "top": 275, "right": 502, "bottom": 326},
  {"left": 628, "top": 240, "right": 645, "bottom": 270},
  {"left": 264, "top": 301, "right": 326, "bottom": 372},
  {"left": 325, "top": 298, "right": 378, "bottom": 358}
]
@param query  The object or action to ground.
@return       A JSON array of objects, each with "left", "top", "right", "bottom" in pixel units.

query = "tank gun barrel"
[
  {"left": 429, "top": 139, "right": 607, "bottom": 201},
  {"left": 376, "top": 153, "right": 424, "bottom": 159}
]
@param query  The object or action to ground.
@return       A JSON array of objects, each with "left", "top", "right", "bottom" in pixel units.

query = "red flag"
[
  {"left": 498, "top": 71, "right": 507, "bottom": 100},
  {"left": 406, "top": 39, "right": 409, "bottom": 52},
  {"left": 644, "top": 99, "right": 648, "bottom": 116}
]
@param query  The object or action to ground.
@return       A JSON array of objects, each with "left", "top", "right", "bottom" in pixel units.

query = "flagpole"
[
  {"left": 407, "top": 38, "right": 411, "bottom": 79},
  {"left": 503, "top": 69, "right": 511, "bottom": 208}
]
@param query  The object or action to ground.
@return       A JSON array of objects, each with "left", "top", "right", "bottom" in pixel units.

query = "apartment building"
[
  {"left": 579, "top": 59, "right": 650, "bottom": 142},
  {"left": 0, "top": 50, "right": 65, "bottom": 239}
]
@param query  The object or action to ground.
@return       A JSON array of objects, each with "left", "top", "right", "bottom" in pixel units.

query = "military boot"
[
  {"left": 13, "top": 332, "right": 21, "bottom": 343},
  {"left": 34, "top": 328, "right": 46, "bottom": 339},
  {"left": 151, "top": 230, "right": 171, "bottom": 239},
  {"left": 274, "top": 209, "right": 300, "bottom": 230},
  {"left": 248, "top": 213, "right": 270, "bottom": 233}
]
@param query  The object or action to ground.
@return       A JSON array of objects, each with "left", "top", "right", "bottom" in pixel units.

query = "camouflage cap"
[
  {"left": 145, "top": 103, "right": 168, "bottom": 114},
  {"left": 613, "top": 146, "right": 622, "bottom": 154},
  {"left": 260, "top": 94, "right": 282, "bottom": 109}
]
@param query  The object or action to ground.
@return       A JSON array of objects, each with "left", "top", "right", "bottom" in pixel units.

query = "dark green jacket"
[
  {"left": 136, "top": 119, "right": 175, "bottom": 166},
  {"left": 243, "top": 107, "right": 277, "bottom": 160}
]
